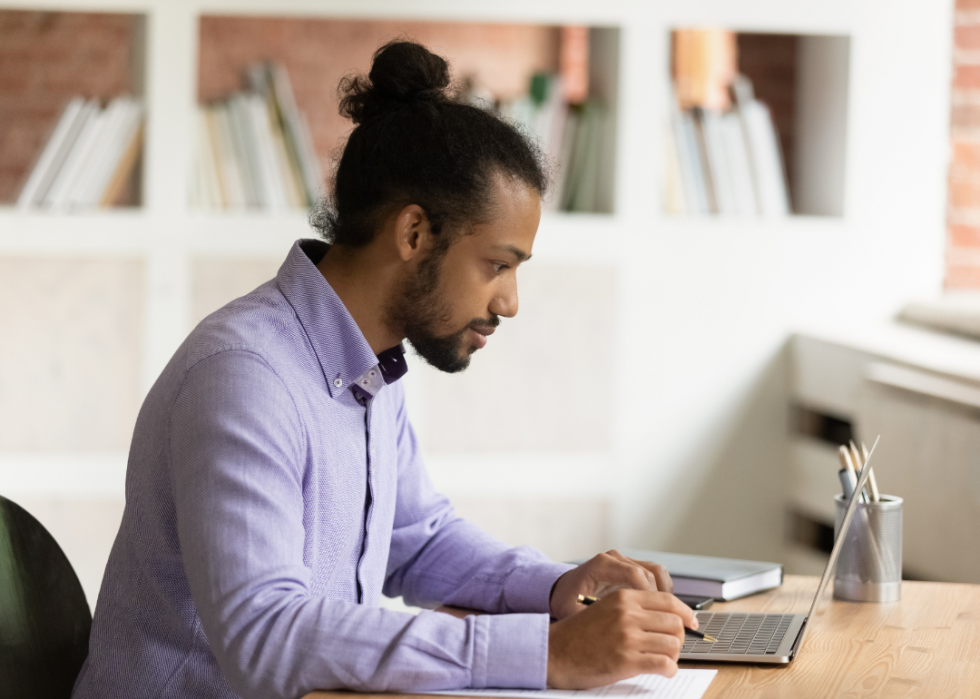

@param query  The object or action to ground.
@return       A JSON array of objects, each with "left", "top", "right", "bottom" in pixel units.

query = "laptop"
[{"left": 679, "top": 437, "right": 880, "bottom": 664}]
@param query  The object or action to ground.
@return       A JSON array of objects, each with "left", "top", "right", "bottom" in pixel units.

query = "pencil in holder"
[{"left": 833, "top": 494, "right": 903, "bottom": 602}]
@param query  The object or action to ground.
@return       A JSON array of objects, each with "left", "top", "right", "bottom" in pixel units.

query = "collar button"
[{"left": 333, "top": 378, "right": 343, "bottom": 388}]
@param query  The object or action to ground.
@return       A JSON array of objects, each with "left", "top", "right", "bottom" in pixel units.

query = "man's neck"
[{"left": 316, "top": 244, "right": 403, "bottom": 356}]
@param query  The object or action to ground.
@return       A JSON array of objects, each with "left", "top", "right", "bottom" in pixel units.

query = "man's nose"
[{"left": 489, "top": 279, "right": 518, "bottom": 318}]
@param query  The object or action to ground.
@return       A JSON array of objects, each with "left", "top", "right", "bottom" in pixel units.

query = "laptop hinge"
[{"left": 790, "top": 617, "right": 808, "bottom": 656}]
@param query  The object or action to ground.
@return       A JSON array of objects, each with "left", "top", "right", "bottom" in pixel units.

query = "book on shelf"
[
  {"left": 496, "top": 73, "right": 608, "bottom": 213},
  {"left": 192, "top": 50, "right": 607, "bottom": 213},
  {"left": 192, "top": 61, "right": 323, "bottom": 212},
  {"left": 666, "top": 80, "right": 789, "bottom": 218},
  {"left": 18, "top": 96, "right": 144, "bottom": 210},
  {"left": 666, "top": 28, "right": 791, "bottom": 218}
]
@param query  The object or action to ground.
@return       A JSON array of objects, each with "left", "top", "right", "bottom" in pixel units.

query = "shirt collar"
[{"left": 277, "top": 239, "right": 401, "bottom": 400}]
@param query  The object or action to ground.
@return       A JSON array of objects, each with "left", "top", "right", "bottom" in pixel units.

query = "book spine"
[
  {"left": 247, "top": 94, "right": 288, "bottom": 211},
  {"left": 226, "top": 96, "right": 261, "bottom": 208},
  {"left": 17, "top": 97, "right": 86, "bottom": 209},
  {"left": 721, "top": 110, "right": 759, "bottom": 216},
  {"left": 699, "top": 109, "right": 737, "bottom": 216},
  {"left": 44, "top": 99, "right": 106, "bottom": 209},
  {"left": 86, "top": 98, "right": 140, "bottom": 207},
  {"left": 99, "top": 117, "right": 144, "bottom": 207},
  {"left": 196, "top": 107, "right": 224, "bottom": 209}
]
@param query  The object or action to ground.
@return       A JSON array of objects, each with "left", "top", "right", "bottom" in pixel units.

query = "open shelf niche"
[
  {"left": 193, "top": 16, "right": 619, "bottom": 215},
  {"left": 0, "top": 9, "right": 147, "bottom": 210},
  {"left": 665, "top": 29, "right": 850, "bottom": 219}
]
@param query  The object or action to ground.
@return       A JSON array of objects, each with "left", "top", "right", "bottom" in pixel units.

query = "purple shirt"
[{"left": 73, "top": 240, "right": 572, "bottom": 699}]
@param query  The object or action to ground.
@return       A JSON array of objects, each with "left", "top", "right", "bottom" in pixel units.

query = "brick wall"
[
  {"left": 948, "top": 0, "right": 980, "bottom": 287},
  {"left": 198, "top": 17, "right": 560, "bottom": 182},
  {"left": 0, "top": 11, "right": 138, "bottom": 203}
]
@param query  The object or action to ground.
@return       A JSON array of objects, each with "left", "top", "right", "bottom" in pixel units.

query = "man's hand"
[
  {"left": 550, "top": 550, "right": 673, "bottom": 620},
  {"left": 546, "top": 589, "right": 696, "bottom": 688}
]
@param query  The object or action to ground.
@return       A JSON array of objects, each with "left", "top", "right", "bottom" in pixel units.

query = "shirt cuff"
[
  {"left": 471, "top": 613, "right": 550, "bottom": 689},
  {"left": 503, "top": 554, "right": 576, "bottom": 614}
]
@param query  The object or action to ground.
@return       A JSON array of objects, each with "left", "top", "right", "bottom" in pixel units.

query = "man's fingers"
[
  {"left": 598, "top": 551, "right": 671, "bottom": 593},
  {"left": 633, "top": 610, "right": 687, "bottom": 640},
  {"left": 628, "top": 591, "right": 698, "bottom": 628},
  {"left": 633, "top": 630, "right": 684, "bottom": 660},
  {"left": 631, "top": 650, "right": 679, "bottom": 678},
  {"left": 594, "top": 553, "right": 656, "bottom": 592},
  {"left": 631, "top": 559, "right": 672, "bottom": 594}
]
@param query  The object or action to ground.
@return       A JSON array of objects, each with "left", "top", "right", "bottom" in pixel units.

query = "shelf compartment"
[
  {"left": 666, "top": 29, "right": 850, "bottom": 220},
  {"left": 0, "top": 9, "right": 147, "bottom": 210},
  {"left": 195, "top": 15, "right": 619, "bottom": 214}
]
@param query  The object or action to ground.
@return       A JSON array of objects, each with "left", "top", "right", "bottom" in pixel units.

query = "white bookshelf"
[{"left": 0, "top": 0, "right": 953, "bottom": 592}]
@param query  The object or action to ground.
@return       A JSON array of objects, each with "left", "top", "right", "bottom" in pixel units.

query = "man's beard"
[{"left": 384, "top": 246, "right": 498, "bottom": 374}]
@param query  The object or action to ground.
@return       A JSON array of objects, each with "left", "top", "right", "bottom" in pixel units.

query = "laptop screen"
[{"left": 795, "top": 436, "right": 880, "bottom": 652}]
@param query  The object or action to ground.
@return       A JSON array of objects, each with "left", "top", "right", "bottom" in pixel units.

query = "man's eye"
[{"left": 492, "top": 262, "right": 508, "bottom": 273}]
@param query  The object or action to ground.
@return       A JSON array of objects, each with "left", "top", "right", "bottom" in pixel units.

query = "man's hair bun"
[
  {"left": 313, "top": 39, "right": 547, "bottom": 251},
  {"left": 339, "top": 41, "right": 452, "bottom": 124}
]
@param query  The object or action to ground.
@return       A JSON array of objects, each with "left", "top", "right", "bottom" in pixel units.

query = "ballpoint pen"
[{"left": 577, "top": 595, "right": 716, "bottom": 642}]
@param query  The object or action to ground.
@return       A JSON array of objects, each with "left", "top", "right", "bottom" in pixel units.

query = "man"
[{"left": 73, "top": 41, "right": 696, "bottom": 699}]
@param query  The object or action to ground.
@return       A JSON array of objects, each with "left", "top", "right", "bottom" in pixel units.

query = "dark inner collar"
[{"left": 377, "top": 343, "right": 408, "bottom": 384}]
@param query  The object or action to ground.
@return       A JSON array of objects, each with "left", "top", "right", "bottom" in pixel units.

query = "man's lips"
[{"left": 468, "top": 325, "right": 494, "bottom": 349}]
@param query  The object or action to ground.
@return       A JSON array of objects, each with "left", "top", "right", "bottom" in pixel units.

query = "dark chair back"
[{"left": 0, "top": 494, "right": 92, "bottom": 699}]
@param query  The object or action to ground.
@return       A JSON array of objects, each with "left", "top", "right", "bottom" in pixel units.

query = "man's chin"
[{"left": 407, "top": 338, "right": 473, "bottom": 374}]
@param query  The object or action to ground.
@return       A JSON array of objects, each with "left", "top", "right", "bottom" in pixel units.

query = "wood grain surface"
[{"left": 304, "top": 575, "right": 980, "bottom": 699}]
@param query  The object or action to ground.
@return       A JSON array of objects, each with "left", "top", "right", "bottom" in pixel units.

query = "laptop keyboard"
[{"left": 682, "top": 613, "right": 795, "bottom": 655}]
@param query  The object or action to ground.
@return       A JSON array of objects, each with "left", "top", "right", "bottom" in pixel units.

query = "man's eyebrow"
[{"left": 492, "top": 244, "right": 531, "bottom": 262}]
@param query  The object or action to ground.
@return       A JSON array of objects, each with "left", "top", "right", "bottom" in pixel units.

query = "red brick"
[
  {"left": 955, "top": 25, "right": 980, "bottom": 50},
  {"left": 955, "top": 65, "right": 980, "bottom": 90},
  {"left": 949, "top": 224, "right": 980, "bottom": 248},
  {"left": 952, "top": 141, "right": 980, "bottom": 171},
  {"left": 952, "top": 141, "right": 980, "bottom": 175},
  {"left": 945, "top": 263, "right": 980, "bottom": 289},
  {"left": 949, "top": 179, "right": 980, "bottom": 208},
  {"left": 950, "top": 102, "right": 980, "bottom": 130}
]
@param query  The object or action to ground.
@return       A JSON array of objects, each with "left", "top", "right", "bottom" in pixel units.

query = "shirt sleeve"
[
  {"left": 169, "top": 350, "right": 553, "bottom": 699},
  {"left": 382, "top": 381, "right": 575, "bottom": 616}
]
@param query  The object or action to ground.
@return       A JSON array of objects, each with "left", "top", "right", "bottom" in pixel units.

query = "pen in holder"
[{"left": 833, "top": 494, "right": 903, "bottom": 602}]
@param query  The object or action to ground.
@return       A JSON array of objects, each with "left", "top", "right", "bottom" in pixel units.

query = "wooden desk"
[
  {"left": 306, "top": 575, "right": 980, "bottom": 699},
  {"left": 687, "top": 575, "right": 980, "bottom": 698}
]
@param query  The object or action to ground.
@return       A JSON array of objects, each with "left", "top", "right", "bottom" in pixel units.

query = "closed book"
[{"left": 622, "top": 549, "right": 783, "bottom": 601}]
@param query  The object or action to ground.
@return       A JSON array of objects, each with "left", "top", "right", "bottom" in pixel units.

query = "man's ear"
[{"left": 393, "top": 204, "right": 430, "bottom": 262}]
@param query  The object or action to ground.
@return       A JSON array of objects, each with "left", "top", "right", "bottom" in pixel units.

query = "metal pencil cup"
[{"left": 833, "top": 494, "right": 903, "bottom": 602}]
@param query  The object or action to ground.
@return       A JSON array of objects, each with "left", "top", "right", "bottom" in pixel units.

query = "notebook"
[{"left": 620, "top": 549, "right": 782, "bottom": 601}]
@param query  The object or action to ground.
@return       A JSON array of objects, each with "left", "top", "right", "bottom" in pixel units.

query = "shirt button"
[
  {"left": 361, "top": 379, "right": 369, "bottom": 386},
  {"left": 333, "top": 378, "right": 343, "bottom": 388},
  {"left": 369, "top": 370, "right": 376, "bottom": 377}
]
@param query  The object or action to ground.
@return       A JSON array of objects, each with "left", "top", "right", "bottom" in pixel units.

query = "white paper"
[{"left": 416, "top": 670, "right": 717, "bottom": 699}]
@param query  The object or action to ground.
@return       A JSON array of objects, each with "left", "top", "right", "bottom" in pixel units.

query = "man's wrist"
[{"left": 548, "top": 571, "right": 569, "bottom": 619}]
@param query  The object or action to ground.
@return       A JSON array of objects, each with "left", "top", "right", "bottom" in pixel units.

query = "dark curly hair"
[{"left": 310, "top": 40, "right": 548, "bottom": 247}]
